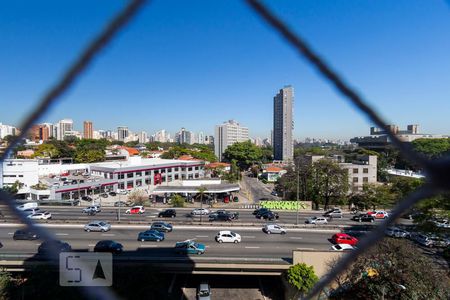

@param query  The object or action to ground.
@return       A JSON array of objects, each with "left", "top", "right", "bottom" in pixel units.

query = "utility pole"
[{"left": 296, "top": 157, "right": 300, "bottom": 225}]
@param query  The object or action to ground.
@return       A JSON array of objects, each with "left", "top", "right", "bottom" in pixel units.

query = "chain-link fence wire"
[
  {"left": 1, "top": 0, "right": 449, "bottom": 299},
  {"left": 0, "top": 0, "right": 147, "bottom": 299},
  {"left": 244, "top": 0, "right": 450, "bottom": 299}
]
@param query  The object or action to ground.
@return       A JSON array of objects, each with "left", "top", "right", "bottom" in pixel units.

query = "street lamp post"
[
  {"left": 296, "top": 157, "right": 300, "bottom": 225},
  {"left": 117, "top": 162, "right": 122, "bottom": 222}
]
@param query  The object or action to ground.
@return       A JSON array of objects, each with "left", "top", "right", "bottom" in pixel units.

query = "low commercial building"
[{"left": 302, "top": 155, "right": 377, "bottom": 192}]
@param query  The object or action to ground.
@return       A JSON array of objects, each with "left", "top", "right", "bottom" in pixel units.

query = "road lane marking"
[
  {"left": 245, "top": 246, "right": 260, "bottom": 249},
  {"left": 101, "top": 233, "right": 115, "bottom": 236},
  {"left": 196, "top": 235, "right": 209, "bottom": 238},
  {"left": 56, "top": 233, "right": 68, "bottom": 236},
  {"left": 289, "top": 237, "right": 303, "bottom": 240},
  {"left": 7, "top": 232, "right": 13, "bottom": 235},
  {"left": 243, "top": 236, "right": 255, "bottom": 238},
  {"left": 139, "top": 245, "right": 158, "bottom": 247},
  {"left": 297, "top": 247, "right": 315, "bottom": 250},
  {"left": 88, "top": 244, "right": 95, "bottom": 247}
]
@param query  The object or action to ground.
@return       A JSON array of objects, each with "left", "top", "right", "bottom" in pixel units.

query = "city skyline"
[{"left": 2, "top": 1, "right": 450, "bottom": 140}]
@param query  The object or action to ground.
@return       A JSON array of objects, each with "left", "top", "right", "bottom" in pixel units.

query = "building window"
[
  {"left": 136, "top": 180, "right": 142, "bottom": 187},
  {"left": 363, "top": 177, "right": 369, "bottom": 183},
  {"left": 174, "top": 167, "right": 179, "bottom": 171},
  {"left": 127, "top": 181, "right": 134, "bottom": 188},
  {"left": 188, "top": 167, "right": 192, "bottom": 171},
  {"left": 145, "top": 178, "right": 151, "bottom": 185},
  {"left": 175, "top": 174, "right": 179, "bottom": 180},
  {"left": 363, "top": 168, "right": 369, "bottom": 174},
  {"left": 145, "top": 171, "right": 151, "bottom": 176},
  {"left": 118, "top": 173, "right": 124, "bottom": 179},
  {"left": 195, "top": 166, "right": 199, "bottom": 170},
  {"left": 161, "top": 169, "right": 166, "bottom": 173},
  {"left": 135, "top": 172, "right": 142, "bottom": 177},
  {"left": 353, "top": 177, "right": 358, "bottom": 183},
  {"left": 353, "top": 168, "right": 359, "bottom": 174},
  {"left": 195, "top": 173, "right": 199, "bottom": 178},
  {"left": 127, "top": 173, "right": 134, "bottom": 178},
  {"left": 181, "top": 168, "right": 186, "bottom": 172},
  {"left": 181, "top": 174, "right": 186, "bottom": 180}
]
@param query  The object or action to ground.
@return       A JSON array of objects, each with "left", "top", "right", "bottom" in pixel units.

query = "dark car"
[
  {"left": 253, "top": 208, "right": 269, "bottom": 216},
  {"left": 259, "top": 211, "right": 279, "bottom": 221},
  {"left": 71, "top": 180, "right": 78, "bottom": 185},
  {"left": 13, "top": 229, "right": 40, "bottom": 240},
  {"left": 158, "top": 209, "right": 177, "bottom": 218},
  {"left": 150, "top": 221, "right": 173, "bottom": 232},
  {"left": 138, "top": 230, "right": 165, "bottom": 242},
  {"left": 94, "top": 240, "right": 123, "bottom": 254},
  {"left": 81, "top": 196, "right": 93, "bottom": 201},
  {"left": 114, "top": 201, "right": 131, "bottom": 207},
  {"left": 109, "top": 191, "right": 117, "bottom": 196},
  {"left": 351, "top": 214, "right": 375, "bottom": 223},
  {"left": 209, "top": 213, "right": 233, "bottom": 222},
  {"left": 100, "top": 193, "right": 108, "bottom": 198},
  {"left": 38, "top": 240, "right": 72, "bottom": 255}
]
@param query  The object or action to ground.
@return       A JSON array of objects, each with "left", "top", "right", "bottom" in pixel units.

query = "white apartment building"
[
  {"left": 0, "top": 123, "right": 17, "bottom": 139},
  {"left": 57, "top": 119, "right": 74, "bottom": 140},
  {"left": 214, "top": 120, "right": 249, "bottom": 161},
  {"left": 117, "top": 126, "right": 129, "bottom": 142}
]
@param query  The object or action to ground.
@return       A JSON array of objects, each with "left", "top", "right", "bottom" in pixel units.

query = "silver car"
[
  {"left": 84, "top": 221, "right": 111, "bottom": 232},
  {"left": 263, "top": 224, "right": 286, "bottom": 234},
  {"left": 197, "top": 282, "right": 211, "bottom": 300}
]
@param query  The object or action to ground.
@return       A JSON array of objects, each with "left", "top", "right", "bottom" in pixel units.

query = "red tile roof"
[
  {"left": 206, "top": 162, "right": 230, "bottom": 169},
  {"left": 265, "top": 166, "right": 284, "bottom": 172}
]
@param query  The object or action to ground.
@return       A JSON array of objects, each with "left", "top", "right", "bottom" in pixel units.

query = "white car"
[
  {"left": 305, "top": 217, "right": 328, "bottom": 225},
  {"left": 27, "top": 211, "right": 52, "bottom": 220},
  {"left": 215, "top": 231, "right": 241, "bottom": 243},
  {"left": 117, "top": 189, "right": 128, "bottom": 195},
  {"left": 331, "top": 244, "right": 355, "bottom": 251},
  {"left": 191, "top": 208, "right": 210, "bottom": 216}
]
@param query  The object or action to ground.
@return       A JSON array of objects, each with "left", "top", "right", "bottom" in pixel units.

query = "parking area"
[{"left": 174, "top": 274, "right": 283, "bottom": 300}]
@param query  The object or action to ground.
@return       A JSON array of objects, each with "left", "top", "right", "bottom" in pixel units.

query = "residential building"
[
  {"left": 214, "top": 120, "right": 249, "bottom": 161},
  {"left": 0, "top": 123, "right": 17, "bottom": 139},
  {"left": 57, "top": 119, "right": 74, "bottom": 141},
  {"left": 117, "top": 126, "right": 129, "bottom": 142},
  {"left": 154, "top": 129, "right": 168, "bottom": 143},
  {"left": 83, "top": 121, "right": 93, "bottom": 139},
  {"left": 29, "top": 124, "right": 49, "bottom": 142},
  {"left": 273, "top": 86, "right": 294, "bottom": 162},
  {"left": 138, "top": 131, "right": 148, "bottom": 143},
  {"left": 176, "top": 128, "right": 192, "bottom": 144},
  {"left": 198, "top": 131, "right": 205, "bottom": 144}
]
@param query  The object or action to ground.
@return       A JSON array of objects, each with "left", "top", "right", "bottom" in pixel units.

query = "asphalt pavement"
[{"left": 0, "top": 224, "right": 333, "bottom": 260}]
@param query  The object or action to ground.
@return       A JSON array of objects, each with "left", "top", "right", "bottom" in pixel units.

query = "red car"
[
  {"left": 367, "top": 211, "right": 389, "bottom": 219},
  {"left": 331, "top": 233, "right": 358, "bottom": 246},
  {"left": 125, "top": 206, "right": 145, "bottom": 215}
]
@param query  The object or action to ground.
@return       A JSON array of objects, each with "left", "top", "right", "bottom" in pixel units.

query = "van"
[{"left": 16, "top": 202, "right": 38, "bottom": 211}]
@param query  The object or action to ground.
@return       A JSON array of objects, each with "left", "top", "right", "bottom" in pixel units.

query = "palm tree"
[{"left": 197, "top": 186, "right": 207, "bottom": 224}]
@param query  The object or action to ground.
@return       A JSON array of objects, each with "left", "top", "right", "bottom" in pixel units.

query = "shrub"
[
  {"left": 171, "top": 195, "right": 185, "bottom": 208},
  {"left": 286, "top": 263, "right": 318, "bottom": 296}
]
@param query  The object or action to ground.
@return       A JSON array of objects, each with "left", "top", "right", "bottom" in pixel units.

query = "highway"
[
  {"left": 0, "top": 206, "right": 411, "bottom": 227},
  {"left": 0, "top": 224, "right": 335, "bottom": 260}
]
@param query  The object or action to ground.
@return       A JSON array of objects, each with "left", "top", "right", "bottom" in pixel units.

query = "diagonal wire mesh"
[
  {"left": 2, "top": 1, "right": 450, "bottom": 299},
  {"left": 244, "top": 0, "right": 450, "bottom": 299},
  {"left": 0, "top": 0, "right": 148, "bottom": 299}
]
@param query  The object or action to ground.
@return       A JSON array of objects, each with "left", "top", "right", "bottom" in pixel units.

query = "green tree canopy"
[
  {"left": 222, "top": 141, "right": 263, "bottom": 170},
  {"left": 33, "top": 143, "right": 61, "bottom": 158},
  {"left": 328, "top": 239, "right": 449, "bottom": 299},
  {"left": 74, "top": 139, "right": 107, "bottom": 163},
  {"left": 286, "top": 263, "right": 318, "bottom": 298},
  {"left": 412, "top": 138, "right": 450, "bottom": 158}
]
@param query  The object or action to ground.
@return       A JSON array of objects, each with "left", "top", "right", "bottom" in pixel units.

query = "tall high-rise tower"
[
  {"left": 83, "top": 121, "right": 93, "bottom": 139},
  {"left": 273, "top": 86, "right": 294, "bottom": 162},
  {"left": 57, "top": 119, "right": 73, "bottom": 141},
  {"left": 117, "top": 126, "right": 129, "bottom": 142}
]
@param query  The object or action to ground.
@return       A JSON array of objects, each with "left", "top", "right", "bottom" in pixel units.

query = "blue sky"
[{"left": 1, "top": 0, "right": 449, "bottom": 140}]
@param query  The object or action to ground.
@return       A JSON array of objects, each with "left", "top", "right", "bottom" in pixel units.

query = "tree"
[
  {"left": 74, "top": 139, "right": 106, "bottom": 163},
  {"left": 197, "top": 187, "right": 207, "bottom": 223},
  {"left": 328, "top": 239, "right": 450, "bottom": 299},
  {"left": 33, "top": 143, "right": 60, "bottom": 158},
  {"left": 222, "top": 141, "right": 263, "bottom": 170},
  {"left": 1, "top": 180, "right": 23, "bottom": 195},
  {"left": 311, "top": 159, "right": 348, "bottom": 209},
  {"left": 128, "top": 189, "right": 148, "bottom": 205},
  {"left": 352, "top": 183, "right": 396, "bottom": 210},
  {"left": 285, "top": 263, "right": 318, "bottom": 299},
  {"left": 412, "top": 138, "right": 450, "bottom": 158},
  {"left": 222, "top": 160, "right": 240, "bottom": 183},
  {"left": 171, "top": 194, "right": 185, "bottom": 207}
]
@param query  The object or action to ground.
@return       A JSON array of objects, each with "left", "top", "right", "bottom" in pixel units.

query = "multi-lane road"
[
  {"left": 0, "top": 224, "right": 335, "bottom": 260},
  {"left": 0, "top": 206, "right": 411, "bottom": 227}
]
